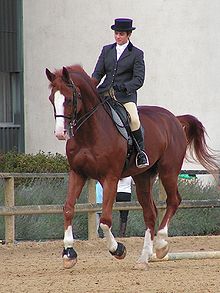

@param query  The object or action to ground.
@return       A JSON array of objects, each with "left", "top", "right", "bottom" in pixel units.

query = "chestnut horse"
[{"left": 46, "top": 65, "right": 219, "bottom": 270}]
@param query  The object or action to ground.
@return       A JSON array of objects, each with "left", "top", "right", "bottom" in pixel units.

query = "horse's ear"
[
  {"left": 62, "top": 67, "right": 70, "bottom": 83},
  {"left": 46, "top": 68, "right": 56, "bottom": 82}
]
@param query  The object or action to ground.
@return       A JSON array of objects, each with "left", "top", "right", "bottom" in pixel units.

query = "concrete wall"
[{"left": 23, "top": 0, "right": 220, "bottom": 157}]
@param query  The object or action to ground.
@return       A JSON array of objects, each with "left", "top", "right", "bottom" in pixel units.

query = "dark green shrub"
[{"left": 0, "top": 151, "right": 69, "bottom": 173}]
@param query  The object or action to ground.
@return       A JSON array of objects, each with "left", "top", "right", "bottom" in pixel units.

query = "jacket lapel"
[
  {"left": 119, "top": 48, "right": 131, "bottom": 61},
  {"left": 110, "top": 43, "right": 117, "bottom": 63}
]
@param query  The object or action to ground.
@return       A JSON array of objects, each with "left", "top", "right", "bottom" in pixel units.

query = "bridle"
[{"left": 55, "top": 78, "right": 110, "bottom": 137}]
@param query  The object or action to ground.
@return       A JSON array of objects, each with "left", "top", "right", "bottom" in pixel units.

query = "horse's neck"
[
  {"left": 80, "top": 88, "right": 99, "bottom": 113},
  {"left": 77, "top": 93, "right": 110, "bottom": 141},
  {"left": 75, "top": 77, "right": 113, "bottom": 137}
]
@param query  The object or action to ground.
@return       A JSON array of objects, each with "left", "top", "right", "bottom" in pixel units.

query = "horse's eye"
[{"left": 64, "top": 98, "right": 72, "bottom": 106}]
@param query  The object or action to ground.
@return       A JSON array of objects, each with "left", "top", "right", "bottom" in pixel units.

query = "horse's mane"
[
  {"left": 50, "top": 64, "right": 98, "bottom": 96},
  {"left": 52, "top": 64, "right": 84, "bottom": 76}
]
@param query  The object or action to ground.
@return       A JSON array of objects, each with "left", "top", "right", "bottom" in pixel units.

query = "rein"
[
  {"left": 57, "top": 79, "right": 111, "bottom": 137},
  {"left": 71, "top": 97, "right": 110, "bottom": 135}
]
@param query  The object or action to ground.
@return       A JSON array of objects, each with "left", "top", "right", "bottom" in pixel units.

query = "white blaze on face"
[{"left": 54, "top": 91, "right": 68, "bottom": 140}]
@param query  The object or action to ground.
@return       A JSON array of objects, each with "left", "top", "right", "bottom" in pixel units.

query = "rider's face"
[{"left": 114, "top": 31, "right": 131, "bottom": 45}]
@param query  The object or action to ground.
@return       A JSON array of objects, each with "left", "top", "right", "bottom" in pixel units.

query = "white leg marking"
[
  {"left": 155, "top": 225, "right": 168, "bottom": 250},
  {"left": 137, "top": 228, "right": 153, "bottom": 264},
  {"left": 100, "top": 223, "right": 117, "bottom": 252},
  {"left": 64, "top": 225, "right": 74, "bottom": 249}
]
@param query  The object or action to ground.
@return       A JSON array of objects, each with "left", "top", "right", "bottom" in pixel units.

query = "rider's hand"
[{"left": 113, "top": 83, "right": 126, "bottom": 92}]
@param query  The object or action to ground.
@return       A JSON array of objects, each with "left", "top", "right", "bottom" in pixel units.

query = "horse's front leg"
[
  {"left": 100, "top": 180, "right": 126, "bottom": 260},
  {"left": 63, "top": 170, "right": 86, "bottom": 269},
  {"left": 100, "top": 223, "right": 127, "bottom": 260}
]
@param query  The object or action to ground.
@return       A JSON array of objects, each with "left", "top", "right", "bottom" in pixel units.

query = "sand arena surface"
[{"left": 0, "top": 236, "right": 220, "bottom": 293}]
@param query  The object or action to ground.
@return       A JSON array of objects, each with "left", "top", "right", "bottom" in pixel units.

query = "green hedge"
[{"left": 0, "top": 151, "right": 69, "bottom": 173}]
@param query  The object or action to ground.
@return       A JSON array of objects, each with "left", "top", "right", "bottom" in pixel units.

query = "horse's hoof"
[
  {"left": 156, "top": 243, "right": 169, "bottom": 259},
  {"left": 133, "top": 262, "right": 149, "bottom": 271},
  {"left": 109, "top": 242, "right": 126, "bottom": 260},
  {"left": 63, "top": 257, "right": 77, "bottom": 269},
  {"left": 62, "top": 247, "right": 77, "bottom": 269}
]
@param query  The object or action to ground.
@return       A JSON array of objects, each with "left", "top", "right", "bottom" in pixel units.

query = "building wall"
[{"left": 23, "top": 0, "right": 220, "bottom": 156}]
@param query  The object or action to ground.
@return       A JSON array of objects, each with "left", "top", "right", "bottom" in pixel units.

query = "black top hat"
[{"left": 111, "top": 18, "right": 136, "bottom": 31}]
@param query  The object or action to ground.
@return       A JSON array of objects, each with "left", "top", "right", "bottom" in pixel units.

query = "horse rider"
[{"left": 91, "top": 18, "right": 149, "bottom": 168}]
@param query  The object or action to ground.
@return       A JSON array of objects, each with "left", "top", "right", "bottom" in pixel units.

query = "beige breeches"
[{"left": 123, "top": 102, "right": 140, "bottom": 131}]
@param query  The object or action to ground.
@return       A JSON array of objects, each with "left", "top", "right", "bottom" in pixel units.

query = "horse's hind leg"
[
  {"left": 63, "top": 170, "right": 86, "bottom": 269},
  {"left": 155, "top": 169, "right": 181, "bottom": 259},
  {"left": 133, "top": 171, "right": 158, "bottom": 270}
]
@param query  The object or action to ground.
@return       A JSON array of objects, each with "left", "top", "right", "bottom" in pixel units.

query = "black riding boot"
[
  {"left": 132, "top": 127, "right": 149, "bottom": 168},
  {"left": 119, "top": 219, "right": 127, "bottom": 237}
]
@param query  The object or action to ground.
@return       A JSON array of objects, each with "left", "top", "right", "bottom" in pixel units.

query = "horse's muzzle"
[{"left": 55, "top": 130, "right": 70, "bottom": 140}]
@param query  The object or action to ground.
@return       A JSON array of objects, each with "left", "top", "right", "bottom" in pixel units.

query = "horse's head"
[{"left": 46, "top": 67, "right": 82, "bottom": 140}]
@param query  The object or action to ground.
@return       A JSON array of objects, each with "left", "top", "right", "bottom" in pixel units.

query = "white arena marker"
[{"left": 149, "top": 251, "right": 220, "bottom": 262}]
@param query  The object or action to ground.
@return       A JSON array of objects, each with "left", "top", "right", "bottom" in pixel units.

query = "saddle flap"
[{"left": 104, "top": 98, "right": 131, "bottom": 140}]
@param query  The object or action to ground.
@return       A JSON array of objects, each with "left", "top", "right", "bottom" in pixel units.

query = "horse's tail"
[{"left": 176, "top": 114, "right": 220, "bottom": 173}]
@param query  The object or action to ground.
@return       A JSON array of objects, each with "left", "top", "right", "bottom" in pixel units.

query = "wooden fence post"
[
  {"left": 4, "top": 177, "right": 15, "bottom": 243},
  {"left": 87, "top": 179, "right": 97, "bottom": 240}
]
